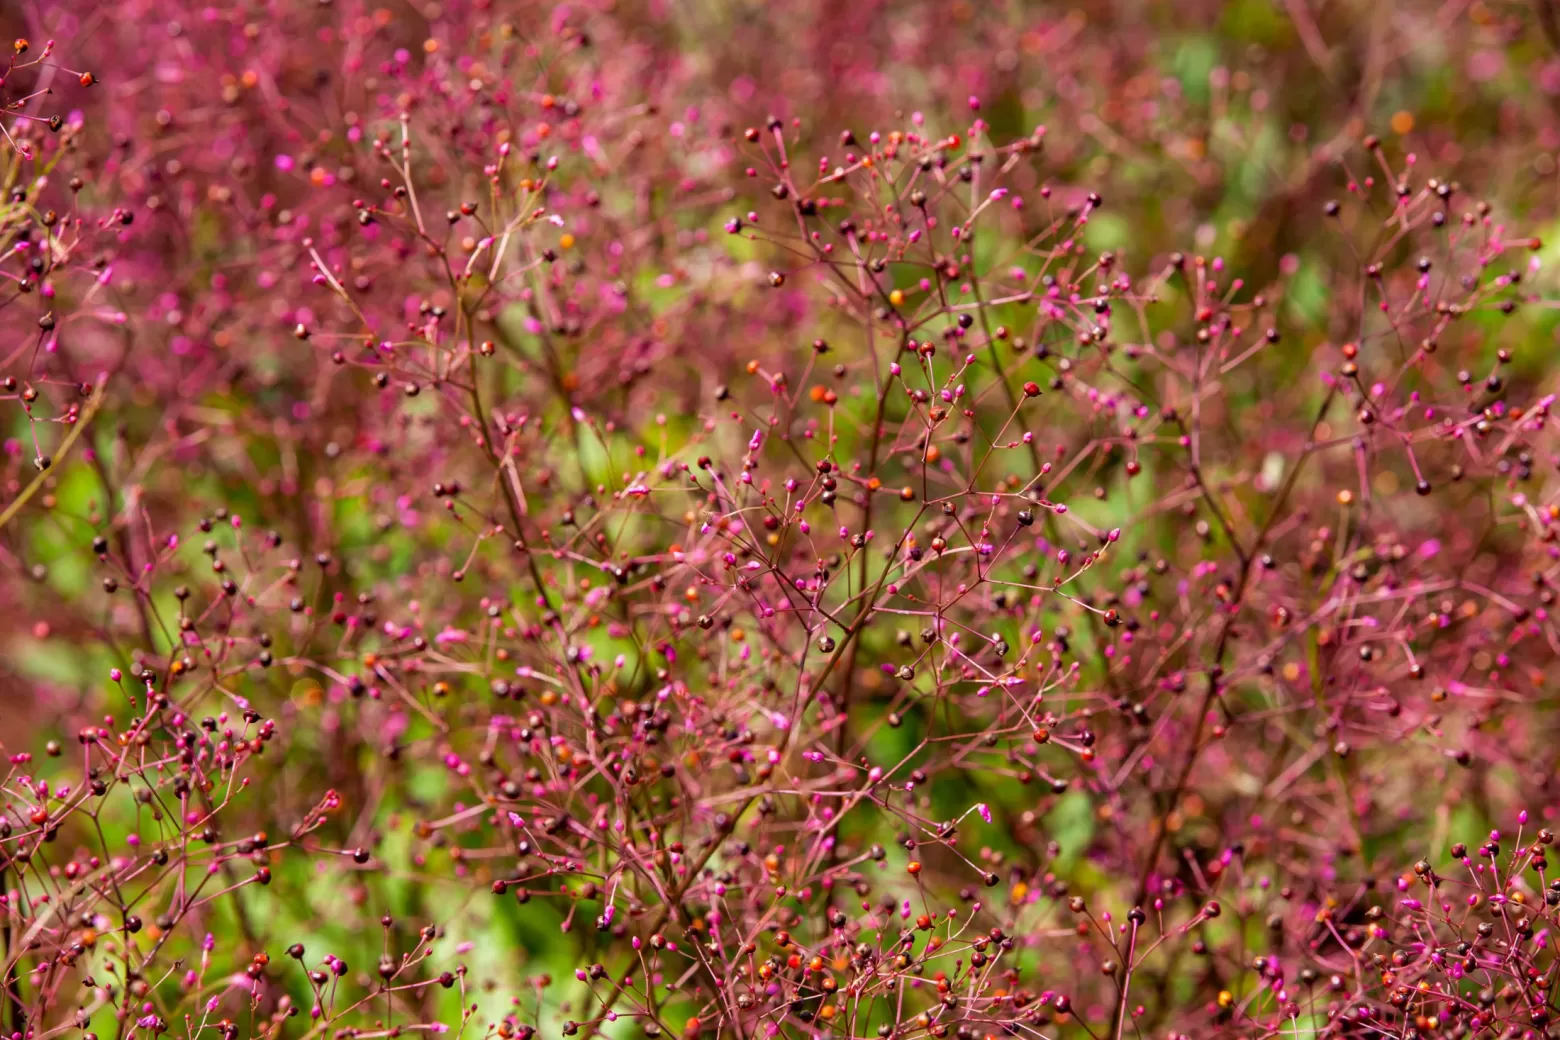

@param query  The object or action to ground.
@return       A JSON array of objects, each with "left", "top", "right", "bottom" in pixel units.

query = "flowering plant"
[{"left": 6, "top": 3, "right": 1560, "bottom": 1040}]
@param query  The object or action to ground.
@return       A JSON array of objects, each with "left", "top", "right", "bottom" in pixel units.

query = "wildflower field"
[{"left": 5, "top": 1, "right": 1560, "bottom": 1038}]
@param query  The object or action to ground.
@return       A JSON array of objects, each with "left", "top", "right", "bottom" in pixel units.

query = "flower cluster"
[{"left": 5, "top": 3, "right": 1560, "bottom": 1040}]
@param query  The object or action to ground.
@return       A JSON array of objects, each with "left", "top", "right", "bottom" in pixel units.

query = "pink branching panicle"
[{"left": 1, "top": 6, "right": 1560, "bottom": 1040}]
